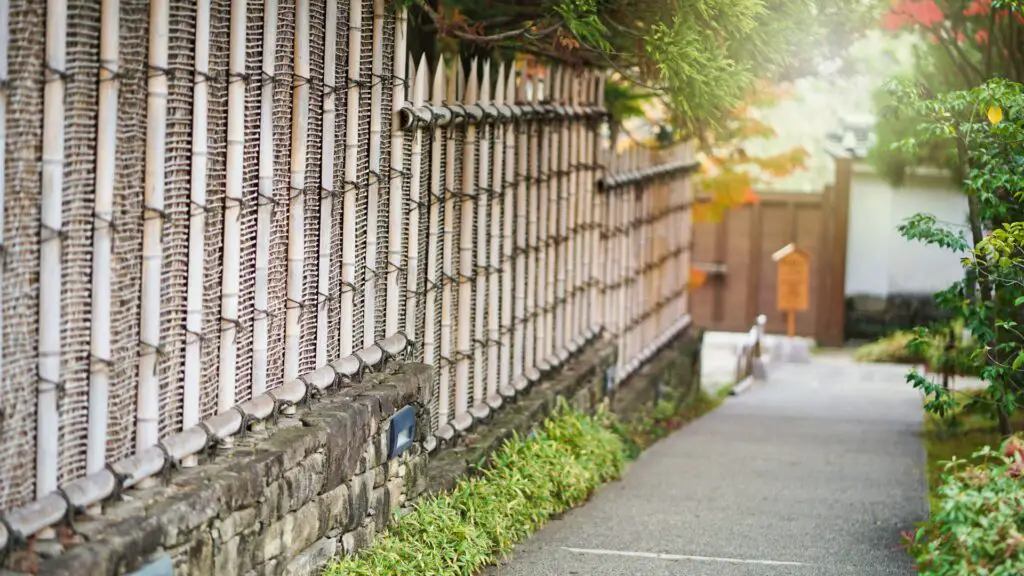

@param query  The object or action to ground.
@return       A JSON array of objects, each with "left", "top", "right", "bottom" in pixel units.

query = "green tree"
[
  {"left": 403, "top": 0, "right": 876, "bottom": 138},
  {"left": 888, "top": 78, "right": 1024, "bottom": 434}
]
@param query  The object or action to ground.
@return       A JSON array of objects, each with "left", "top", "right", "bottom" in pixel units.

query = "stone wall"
[
  {"left": 6, "top": 325, "right": 702, "bottom": 576},
  {"left": 17, "top": 363, "right": 434, "bottom": 576}
]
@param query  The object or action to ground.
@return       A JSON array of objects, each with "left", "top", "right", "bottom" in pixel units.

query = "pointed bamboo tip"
[
  {"left": 433, "top": 58, "right": 446, "bottom": 105},
  {"left": 466, "top": 59, "right": 479, "bottom": 103},
  {"left": 494, "top": 63, "right": 506, "bottom": 105},
  {"left": 414, "top": 56, "right": 429, "bottom": 106},
  {"left": 505, "top": 63, "right": 516, "bottom": 103},
  {"left": 481, "top": 60, "right": 492, "bottom": 103}
]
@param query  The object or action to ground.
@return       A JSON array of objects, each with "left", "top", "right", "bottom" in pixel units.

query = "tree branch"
[{"left": 414, "top": 0, "right": 562, "bottom": 44}]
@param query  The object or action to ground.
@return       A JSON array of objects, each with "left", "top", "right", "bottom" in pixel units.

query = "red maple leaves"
[
  {"left": 881, "top": 0, "right": 946, "bottom": 30},
  {"left": 880, "top": 0, "right": 1022, "bottom": 45}
]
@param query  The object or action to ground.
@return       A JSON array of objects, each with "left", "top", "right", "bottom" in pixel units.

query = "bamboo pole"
[
  {"left": 315, "top": 0, "right": 338, "bottom": 367},
  {"left": 185, "top": 0, "right": 212, "bottom": 450},
  {"left": 617, "top": 182, "right": 631, "bottom": 375},
  {"left": 0, "top": 0, "right": 7, "bottom": 456},
  {"left": 569, "top": 70, "right": 582, "bottom": 343},
  {"left": 512, "top": 67, "right": 527, "bottom": 385},
  {"left": 341, "top": 0, "right": 361, "bottom": 357},
  {"left": 87, "top": 0, "right": 119, "bottom": 475},
  {"left": 454, "top": 58, "right": 478, "bottom": 428},
  {"left": 534, "top": 69, "right": 549, "bottom": 369},
  {"left": 405, "top": 58, "right": 426, "bottom": 345},
  {"left": 386, "top": 8, "right": 408, "bottom": 338},
  {"left": 589, "top": 73, "right": 605, "bottom": 335},
  {"left": 472, "top": 61, "right": 490, "bottom": 412},
  {"left": 219, "top": 0, "right": 247, "bottom": 412},
  {"left": 487, "top": 62, "right": 503, "bottom": 403},
  {"left": 558, "top": 70, "right": 572, "bottom": 351},
  {"left": 364, "top": 0, "right": 385, "bottom": 348},
  {"left": 252, "top": 0, "right": 275, "bottom": 396},
  {"left": 425, "top": 56, "right": 444, "bottom": 412},
  {"left": 523, "top": 73, "right": 539, "bottom": 375},
  {"left": 498, "top": 63, "right": 515, "bottom": 395},
  {"left": 38, "top": 0, "right": 68, "bottom": 498},
  {"left": 137, "top": 0, "right": 169, "bottom": 452},
  {"left": 544, "top": 69, "right": 558, "bottom": 364},
  {"left": 582, "top": 71, "right": 595, "bottom": 336},
  {"left": 285, "top": 0, "right": 310, "bottom": 381},
  {"left": 439, "top": 56, "right": 455, "bottom": 426}
]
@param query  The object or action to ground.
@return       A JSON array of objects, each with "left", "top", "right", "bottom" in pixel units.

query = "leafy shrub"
[
  {"left": 854, "top": 320, "right": 980, "bottom": 377},
  {"left": 325, "top": 400, "right": 626, "bottom": 576},
  {"left": 909, "top": 435, "right": 1024, "bottom": 575},
  {"left": 853, "top": 330, "right": 924, "bottom": 364}
]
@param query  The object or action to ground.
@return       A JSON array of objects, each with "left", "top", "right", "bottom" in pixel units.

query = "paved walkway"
[{"left": 489, "top": 355, "right": 927, "bottom": 575}]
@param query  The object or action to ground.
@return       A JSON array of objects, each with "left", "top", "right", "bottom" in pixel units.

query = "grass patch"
[
  {"left": 326, "top": 400, "right": 625, "bottom": 575},
  {"left": 326, "top": 390, "right": 721, "bottom": 575},
  {"left": 853, "top": 321, "right": 980, "bottom": 376}
]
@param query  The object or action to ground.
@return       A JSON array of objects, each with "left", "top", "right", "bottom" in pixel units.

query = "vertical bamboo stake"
[
  {"left": 386, "top": 9, "right": 408, "bottom": 337},
  {"left": 560, "top": 70, "right": 574, "bottom": 350},
  {"left": 486, "top": 63, "right": 503, "bottom": 403},
  {"left": 544, "top": 68, "right": 561, "bottom": 358},
  {"left": 38, "top": 0, "right": 67, "bottom": 498},
  {"left": 454, "top": 58, "right": 477, "bottom": 429},
  {"left": 499, "top": 63, "right": 515, "bottom": 395},
  {"left": 439, "top": 57, "right": 456, "bottom": 426},
  {"left": 252, "top": 0, "right": 276, "bottom": 396},
  {"left": 425, "top": 57, "right": 444, "bottom": 411},
  {"left": 581, "top": 72, "right": 595, "bottom": 336},
  {"left": 285, "top": 0, "right": 310, "bottom": 378},
  {"left": 472, "top": 60, "right": 490, "bottom": 413},
  {"left": 87, "top": 0, "right": 118, "bottom": 475},
  {"left": 523, "top": 73, "right": 539, "bottom": 375},
  {"left": 585, "top": 72, "right": 598, "bottom": 332},
  {"left": 341, "top": 0, "right": 361, "bottom": 357},
  {"left": 543, "top": 69, "right": 558, "bottom": 364},
  {"left": 316, "top": 0, "right": 338, "bottom": 367},
  {"left": 617, "top": 182, "right": 631, "bottom": 375},
  {"left": 185, "top": 0, "right": 212, "bottom": 444},
  {"left": 364, "top": 0, "right": 385, "bottom": 347},
  {"left": 0, "top": 0, "right": 7, "bottom": 446},
  {"left": 284, "top": 0, "right": 310, "bottom": 381},
  {"left": 512, "top": 67, "right": 528, "bottom": 385},
  {"left": 219, "top": 0, "right": 247, "bottom": 412},
  {"left": 404, "top": 58, "right": 426, "bottom": 344},
  {"left": 534, "top": 69, "right": 550, "bottom": 369},
  {"left": 136, "top": 0, "right": 169, "bottom": 452}
]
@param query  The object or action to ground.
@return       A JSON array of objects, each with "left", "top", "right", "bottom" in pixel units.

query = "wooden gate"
[{"left": 690, "top": 165, "right": 851, "bottom": 346}]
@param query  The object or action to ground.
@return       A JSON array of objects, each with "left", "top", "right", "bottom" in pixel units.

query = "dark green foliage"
[{"left": 909, "top": 435, "right": 1024, "bottom": 575}]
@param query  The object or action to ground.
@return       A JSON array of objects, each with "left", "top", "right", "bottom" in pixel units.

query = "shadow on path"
[{"left": 489, "top": 356, "right": 926, "bottom": 576}]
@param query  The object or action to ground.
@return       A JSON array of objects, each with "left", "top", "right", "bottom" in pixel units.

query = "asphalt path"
[{"left": 488, "top": 356, "right": 926, "bottom": 576}]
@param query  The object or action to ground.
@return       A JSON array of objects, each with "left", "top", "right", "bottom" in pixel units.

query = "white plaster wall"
[
  {"left": 845, "top": 170, "right": 893, "bottom": 296},
  {"left": 887, "top": 180, "right": 971, "bottom": 294},
  {"left": 845, "top": 165, "right": 970, "bottom": 297}
]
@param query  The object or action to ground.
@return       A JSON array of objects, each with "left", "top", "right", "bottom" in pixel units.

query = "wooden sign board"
[{"left": 772, "top": 243, "right": 810, "bottom": 313}]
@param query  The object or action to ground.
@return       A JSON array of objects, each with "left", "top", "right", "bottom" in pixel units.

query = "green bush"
[
  {"left": 325, "top": 400, "right": 626, "bottom": 576},
  {"left": 853, "top": 321, "right": 980, "bottom": 377},
  {"left": 909, "top": 435, "right": 1024, "bottom": 575},
  {"left": 853, "top": 330, "right": 924, "bottom": 364}
]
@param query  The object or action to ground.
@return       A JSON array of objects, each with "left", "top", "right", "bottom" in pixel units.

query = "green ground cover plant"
[{"left": 326, "top": 391, "right": 720, "bottom": 575}]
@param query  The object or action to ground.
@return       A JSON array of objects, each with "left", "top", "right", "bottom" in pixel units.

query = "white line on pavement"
[{"left": 562, "top": 547, "right": 810, "bottom": 567}]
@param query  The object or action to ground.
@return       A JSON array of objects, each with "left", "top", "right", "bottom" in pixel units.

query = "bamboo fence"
[{"left": 0, "top": 0, "right": 697, "bottom": 544}]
